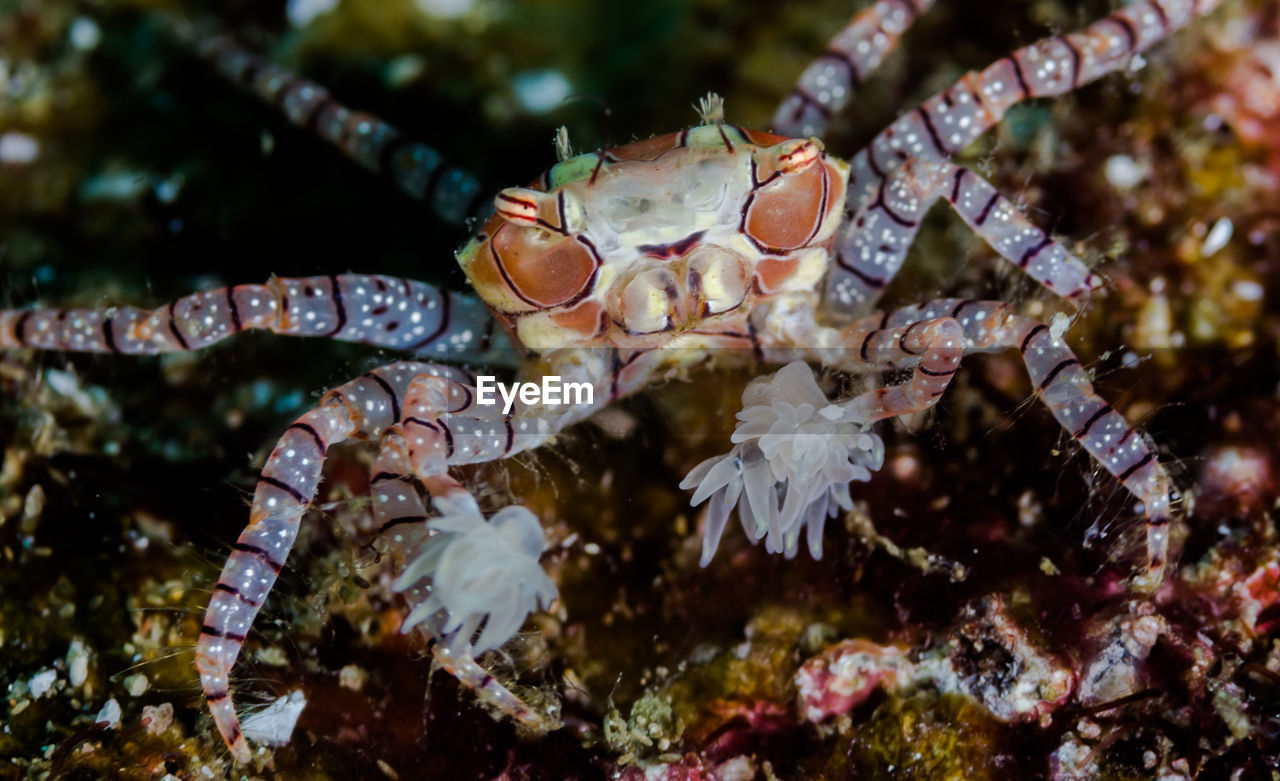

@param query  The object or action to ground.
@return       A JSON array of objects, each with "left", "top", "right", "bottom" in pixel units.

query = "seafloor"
[{"left": 1, "top": 0, "right": 1279, "bottom": 778}]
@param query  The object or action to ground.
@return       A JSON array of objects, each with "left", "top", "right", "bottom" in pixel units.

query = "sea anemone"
[
  {"left": 680, "top": 361, "right": 884, "bottom": 565},
  {"left": 392, "top": 493, "right": 558, "bottom": 653}
]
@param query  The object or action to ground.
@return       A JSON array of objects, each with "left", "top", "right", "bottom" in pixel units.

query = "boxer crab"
[{"left": 0, "top": 0, "right": 1219, "bottom": 763}]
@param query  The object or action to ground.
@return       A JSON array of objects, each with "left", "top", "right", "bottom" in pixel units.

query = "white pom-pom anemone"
[
  {"left": 680, "top": 361, "right": 884, "bottom": 565},
  {"left": 392, "top": 493, "right": 557, "bottom": 654}
]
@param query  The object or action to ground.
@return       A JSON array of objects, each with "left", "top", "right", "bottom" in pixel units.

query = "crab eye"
[
  {"left": 494, "top": 187, "right": 585, "bottom": 233},
  {"left": 743, "top": 138, "right": 838, "bottom": 252},
  {"left": 490, "top": 224, "right": 599, "bottom": 309}
]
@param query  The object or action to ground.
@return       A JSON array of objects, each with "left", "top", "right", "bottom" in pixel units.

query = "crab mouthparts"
[{"left": 636, "top": 230, "right": 707, "bottom": 260}]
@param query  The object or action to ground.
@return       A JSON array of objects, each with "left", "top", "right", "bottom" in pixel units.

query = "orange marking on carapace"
[
  {"left": 744, "top": 163, "right": 832, "bottom": 251},
  {"left": 549, "top": 299, "right": 607, "bottom": 338},
  {"left": 491, "top": 225, "right": 598, "bottom": 308},
  {"left": 753, "top": 256, "right": 802, "bottom": 293},
  {"left": 607, "top": 132, "right": 683, "bottom": 162}
]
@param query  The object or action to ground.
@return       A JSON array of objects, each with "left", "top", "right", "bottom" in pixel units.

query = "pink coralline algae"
[{"left": 797, "top": 596, "right": 1074, "bottom": 726}]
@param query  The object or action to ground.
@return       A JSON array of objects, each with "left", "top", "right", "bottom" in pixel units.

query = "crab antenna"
[{"left": 697, "top": 92, "right": 726, "bottom": 125}]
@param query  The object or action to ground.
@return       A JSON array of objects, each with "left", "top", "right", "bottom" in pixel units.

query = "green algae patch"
[{"left": 847, "top": 693, "right": 1004, "bottom": 781}]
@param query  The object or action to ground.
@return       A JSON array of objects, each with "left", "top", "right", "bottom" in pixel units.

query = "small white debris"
[
  {"left": 95, "top": 698, "right": 122, "bottom": 728},
  {"left": 377, "top": 759, "right": 401, "bottom": 780},
  {"left": 1104, "top": 154, "right": 1146, "bottom": 189},
  {"left": 123, "top": 673, "right": 149, "bottom": 697},
  {"left": 241, "top": 690, "right": 307, "bottom": 747},
  {"left": 68, "top": 17, "right": 102, "bottom": 51},
  {"left": 21, "top": 484, "right": 45, "bottom": 535},
  {"left": 254, "top": 645, "right": 289, "bottom": 667},
  {"left": 1233, "top": 279, "right": 1264, "bottom": 302},
  {"left": 414, "top": 0, "right": 476, "bottom": 19},
  {"left": 286, "top": 0, "right": 338, "bottom": 27},
  {"left": 0, "top": 131, "right": 39, "bottom": 164},
  {"left": 142, "top": 702, "right": 174, "bottom": 734},
  {"left": 1048, "top": 311, "right": 1072, "bottom": 342},
  {"left": 714, "top": 755, "right": 757, "bottom": 781},
  {"left": 1201, "top": 217, "right": 1233, "bottom": 257},
  {"left": 29, "top": 668, "right": 57, "bottom": 698},
  {"left": 386, "top": 55, "right": 427, "bottom": 88},
  {"left": 512, "top": 69, "right": 572, "bottom": 114},
  {"left": 45, "top": 368, "right": 114, "bottom": 419},
  {"left": 338, "top": 664, "right": 367, "bottom": 691},
  {"left": 66, "top": 638, "right": 90, "bottom": 687}
]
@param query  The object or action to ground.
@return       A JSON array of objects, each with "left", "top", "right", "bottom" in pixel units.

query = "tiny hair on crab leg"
[
  {"left": 196, "top": 361, "right": 431, "bottom": 762},
  {"left": 824, "top": 298, "right": 1174, "bottom": 584},
  {"left": 846, "top": 0, "right": 1223, "bottom": 213},
  {"left": 0, "top": 274, "right": 512, "bottom": 365},
  {"left": 166, "top": 19, "right": 487, "bottom": 225},
  {"left": 827, "top": 159, "right": 1103, "bottom": 311},
  {"left": 773, "top": 0, "right": 937, "bottom": 138}
]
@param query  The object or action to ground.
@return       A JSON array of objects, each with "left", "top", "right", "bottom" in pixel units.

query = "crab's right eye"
[{"left": 462, "top": 187, "right": 599, "bottom": 314}]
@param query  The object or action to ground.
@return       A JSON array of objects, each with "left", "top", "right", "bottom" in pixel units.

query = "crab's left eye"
[{"left": 490, "top": 223, "right": 599, "bottom": 309}]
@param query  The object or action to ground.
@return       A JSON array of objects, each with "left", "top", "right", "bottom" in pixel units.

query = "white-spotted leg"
[
  {"left": 828, "top": 158, "right": 1103, "bottom": 311},
  {"left": 808, "top": 298, "right": 1175, "bottom": 585},
  {"left": 368, "top": 417, "right": 559, "bottom": 732},
  {"left": 196, "top": 360, "right": 434, "bottom": 763},
  {"left": 0, "top": 274, "right": 512, "bottom": 365},
  {"left": 372, "top": 349, "right": 645, "bottom": 736},
  {"left": 168, "top": 22, "right": 487, "bottom": 225},
  {"left": 773, "top": 0, "right": 936, "bottom": 138},
  {"left": 829, "top": 0, "right": 1223, "bottom": 316}
]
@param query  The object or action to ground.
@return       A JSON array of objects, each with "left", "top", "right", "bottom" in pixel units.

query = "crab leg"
[
  {"left": 373, "top": 352, "right": 637, "bottom": 730},
  {"left": 808, "top": 298, "right": 1173, "bottom": 585},
  {"left": 772, "top": 0, "right": 936, "bottom": 138},
  {"left": 0, "top": 274, "right": 511, "bottom": 365},
  {"left": 201, "top": 349, "right": 629, "bottom": 761},
  {"left": 828, "top": 158, "right": 1103, "bottom": 311},
  {"left": 827, "top": 0, "right": 1221, "bottom": 316},
  {"left": 369, "top": 425, "right": 552, "bottom": 730},
  {"left": 197, "top": 360, "right": 434, "bottom": 763},
  {"left": 374, "top": 382, "right": 562, "bottom": 729},
  {"left": 846, "top": 0, "right": 1221, "bottom": 207},
  {"left": 171, "top": 23, "right": 486, "bottom": 226}
]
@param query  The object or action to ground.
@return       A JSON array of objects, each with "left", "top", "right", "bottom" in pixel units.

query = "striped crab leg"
[
  {"left": 370, "top": 370, "right": 564, "bottom": 732},
  {"left": 0, "top": 274, "right": 512, "bottom": 365},
  {"left": 772, "top": 0, "right": 937, "bottom": 138},
  {"left": 364, "top": 351, "right": 643, "bottom": 737},
  {"left": 808, "top": 298, "right": 1175, "bottom": 587},
  {"left": 829, "top": 0, "right": 1223, "bottom": 314},
  {"left": 368, "top": 433, "right": 547, "bottom": 727},
  {"left": 197, "top": 360, "right": 433, "bottom": 763},
  {"left": 828, "top": 158, "right": 1103, "bottom": 311},
  {"left": 167, "top": 21, "right": 486, "bottom": 226}
]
